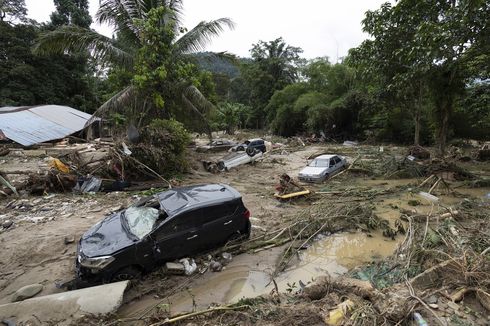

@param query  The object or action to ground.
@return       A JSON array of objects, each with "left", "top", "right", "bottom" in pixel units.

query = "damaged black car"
[{"left": 76, "top": 184, "right": 251, "bottom": 282}]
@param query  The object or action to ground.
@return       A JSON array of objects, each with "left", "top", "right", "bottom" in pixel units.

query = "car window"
[
  {"left": 216, "top": 141, "right": 223, "bottom": 145},
  {"left": 334, "top": 157, "right": 341, "bottom": 164},
  {"left": 124, "top": 206, "right": 160, "bottom": 239},
  {"left": 309, "top": 159, "right": 329, "bottom": 167},
  {"left": 329, "top": 159, "right": 336, "bottom": 166},
  {"left": 201, "top": 203, "right": 236, "bottom": 223}
]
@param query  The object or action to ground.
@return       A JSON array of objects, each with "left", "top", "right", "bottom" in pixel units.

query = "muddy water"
[
  {"left": 119, "top": 179, "right": 490, "bottom": 317},
  {"left": 121, "top": 230, "right": 400, "bottom": 317}
]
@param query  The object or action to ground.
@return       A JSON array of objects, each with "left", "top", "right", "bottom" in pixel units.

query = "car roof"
[
  {"left": 315, "top": 154, "right": 337, "bottom": 159},
  {"left": 249, "top": 138, "right": 264, "bottom": 142},
  {"left": 157, "top": 184, "right": 240, "bottom": 216}
]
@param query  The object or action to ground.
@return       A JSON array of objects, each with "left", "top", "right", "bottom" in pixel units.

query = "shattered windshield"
[
  {"left": 309, "top": 159, "right": 329, "bottom": 167},
  {"left": 123, "top": 206, "right": 160, "bottom": 239}
]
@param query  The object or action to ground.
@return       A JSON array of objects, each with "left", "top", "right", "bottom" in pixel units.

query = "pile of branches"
[
  {"left": 164, "top": 199, "right": 490, "bottom": 326},
  {"left": 341, "top": 198, "right": 490, "bottom": 324}
]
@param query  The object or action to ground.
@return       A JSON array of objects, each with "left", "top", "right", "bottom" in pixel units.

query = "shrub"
[{"left": 131, "top": 119, "right": 191, "bottom": 177}]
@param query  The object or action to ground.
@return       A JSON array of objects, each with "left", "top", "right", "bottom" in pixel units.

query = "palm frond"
[
  {"left": 174, "top": 18, "right": 235, "bottom": 54},
  {"left": 33, "top": 26, "right": 134, "bottom": 68},
  {"left": 85, "top": 85, "right": 136, "bottom": 127},
  {"left": 162, "top": 0, "right": 184, "bottom": 23},
  {"left": 96, "top": 0, "right": 145, "bottom": 44},
  {"left": 181, "top": 85, "right": 214, "bottom": 139}
]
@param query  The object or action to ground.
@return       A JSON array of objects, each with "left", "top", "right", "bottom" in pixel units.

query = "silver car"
[{"left": 298, "top": 154, "right": 346, "bottom": 182}]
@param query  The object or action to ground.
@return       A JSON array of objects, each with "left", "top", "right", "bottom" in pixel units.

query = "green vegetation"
[
  {"left": 0, "top": 0, "right": 488, "bottom": 155},
  {"left": 131, "top": 119, "right": 191, "bottom": 177}
]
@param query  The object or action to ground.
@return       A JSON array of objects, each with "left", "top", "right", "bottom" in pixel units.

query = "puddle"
[
  {"left": 121, "top": 231, "right": 400, "bottom": 316},
  {"left": 119, "top": 183, "right": 490, "bottom": 317}
]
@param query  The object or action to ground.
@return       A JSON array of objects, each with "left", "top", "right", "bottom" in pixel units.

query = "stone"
[
  {"left": 221, "top": 252, "right": 233, "bottom": 265},
  {"left": 64, "top": 235, "right": 75, "bottom": 245},
  {"left": 428, "top": 303, "right": 438, "bottom": 309},
  {"left": 12, "top": 284, "right": 43, "bottom": 302},
  {"left": 0, "top": 281, "right": 129, "bottom": 324},
  {"left": 425, "top": 295, "right": 438, "bottom": 304},
  {"left": 209, "top": 260, "right": 223, "bottom": 272},
  {"left": 2, "top": 220, "right": 13, "bottom": 229}
]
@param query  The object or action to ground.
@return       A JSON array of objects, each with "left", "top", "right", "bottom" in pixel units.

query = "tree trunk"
[
  {"left": 414, "top": 109, "right": 421, "bottom": 146},
  {"left": 437, "top": 103, "right": 450, "bottom": 156}
]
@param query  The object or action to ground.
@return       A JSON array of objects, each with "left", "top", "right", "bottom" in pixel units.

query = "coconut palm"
[{"left": 34, "top": 0, "right": 234, "bottom": 133}]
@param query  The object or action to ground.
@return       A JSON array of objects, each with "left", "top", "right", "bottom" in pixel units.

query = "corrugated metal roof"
[{"left": 0, "top": 105, "right": 95, "bottom": 146}]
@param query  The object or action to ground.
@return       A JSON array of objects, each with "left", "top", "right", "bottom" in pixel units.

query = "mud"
[{"left": 1, "top": 140, "right": 489, "bottom": 324}]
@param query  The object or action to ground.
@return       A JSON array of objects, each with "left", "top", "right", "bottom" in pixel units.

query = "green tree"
[
  {"left": 0, "top": 21, "right": 98, "bottom": 110},
  {"left": 0, "top": 0, "right": 27, "bottom": 23},
  {"left": 212, "top": 102, "right": 250, "bottom": 134},
  {"left": 266, "top": 83, "right": 308, "bottom": 136},
  {"left": 352, "top": 0, "right": 490, "bottom": 154},
  {"left": 453, "top": 82, "right": 490, "bottom": 140},
  {"left": 241, "top": 37, "right": 304, "bottom": 128},
  {"left": 50, "top": 0, "right": 92, "bottom": 28},
  {"left": 34, "top": 0, "right": 233, "bottom": 134}
]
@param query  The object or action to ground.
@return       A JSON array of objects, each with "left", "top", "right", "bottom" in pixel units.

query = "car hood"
[
  {"left": 299, "top": 166, "right": 327, "bottom": 176},
  {"left": 80, "top": 212, "right": 136, "bottom": 257}
]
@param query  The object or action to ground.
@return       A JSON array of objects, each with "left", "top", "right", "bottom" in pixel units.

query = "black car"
[
  {"left": 232, "top": 138, "right": 267, "bottom": 154},
  {"left": 76, "top": 184, "right": 251, "bottom": 282}
]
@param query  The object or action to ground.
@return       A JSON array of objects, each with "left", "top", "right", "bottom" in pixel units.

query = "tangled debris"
[{"left": 138, "top": 197, "right": 489, "bottom": 326}]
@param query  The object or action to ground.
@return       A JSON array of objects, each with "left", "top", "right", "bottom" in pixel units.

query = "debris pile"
[{"left": 143, "top": 198, "right": 490, "bottom": 326}]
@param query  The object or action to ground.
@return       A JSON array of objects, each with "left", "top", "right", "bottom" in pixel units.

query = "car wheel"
[
  {"left": 226, "top": 232, "right": 246, "bottom": 244},
  {"left": 246, "top": 147, "right": 256, "bottom": 156},
  {"left": 111, "top": 266, "right": 142, "bottom": 282},
  {"left": 217, "top": 161, "right": 226, "bottom": 171},
  {"left": 323, "top": 173, "right": 330, "bottom": 181},
  {"left": 236, "top": 145, "right": 245, "bottom": 151}
]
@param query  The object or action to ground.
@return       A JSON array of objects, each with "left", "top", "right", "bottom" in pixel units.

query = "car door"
[
  {"left": 199, "top": 202, "right": 239, "bottom": 249},
  {"left": 152, "top": 210, "right": 203, "bottom": 261},
  {"left": 331, "top": 156, "right": 342, "bottom": 173}
]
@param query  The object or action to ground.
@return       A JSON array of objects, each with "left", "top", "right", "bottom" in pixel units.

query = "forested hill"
[{"left": 192, "top": 52, "right": 242, "bottom": 78}]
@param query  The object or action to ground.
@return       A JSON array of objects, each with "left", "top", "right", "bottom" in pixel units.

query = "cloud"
[{"left": 25, "top": 0, "right": 387, "bottom": 60}]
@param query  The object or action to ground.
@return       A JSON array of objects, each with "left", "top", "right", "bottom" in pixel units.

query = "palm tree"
[{"left": 34, "top": 0, "right": 234, "bottom": 135}]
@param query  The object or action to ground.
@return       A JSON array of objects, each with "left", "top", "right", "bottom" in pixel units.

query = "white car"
[
  {"left": 298, "top": 154, "right": 346, "bottom": 182},
  {"left": 217, "top": 150, "right": 263, "bottom": 172}
]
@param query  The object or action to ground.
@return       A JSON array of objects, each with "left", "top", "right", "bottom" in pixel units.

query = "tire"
[
  {"left": 236, "top": 145, "right": 245, "bottom": 152},
  {"left": 226, "top": 231, "right": 247, "bottom": 244},
  {"left": 322, "top": 173, "right": 330, "bottom": 182},
  {"left": 246, "top": 147, "right": 256, "bottom": 156},
  {"left": 111, "top": 266, "right": 142, "bottom": 282},
  {"left": 217, "top": 161, "right": 226, "bottom": 171}
]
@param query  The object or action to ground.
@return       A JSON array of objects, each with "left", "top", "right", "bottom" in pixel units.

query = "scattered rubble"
[{"left": 1, "top": 136, "right": 489, "bottom": 325}]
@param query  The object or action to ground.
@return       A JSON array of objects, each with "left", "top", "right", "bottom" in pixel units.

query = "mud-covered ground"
[{"left": 1, "top": 135, "right": 489, "bottom": 325}]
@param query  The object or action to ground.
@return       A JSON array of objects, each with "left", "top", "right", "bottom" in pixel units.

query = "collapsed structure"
[{"left": 0, "top": 105, "right": 96, "bottom": 146}]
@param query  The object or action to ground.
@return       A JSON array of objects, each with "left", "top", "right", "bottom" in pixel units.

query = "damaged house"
[{"left": 0, "top": 105, "right": 97, "bottom": 146}]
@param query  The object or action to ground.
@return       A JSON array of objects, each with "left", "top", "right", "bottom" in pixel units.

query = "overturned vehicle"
[{"left": 76, "top": 184, "right": 251, "bottom": 283}]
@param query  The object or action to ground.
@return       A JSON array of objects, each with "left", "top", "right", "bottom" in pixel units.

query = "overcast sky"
[{"left": 25, "top": 0, "right": 388, "bottom": 61}]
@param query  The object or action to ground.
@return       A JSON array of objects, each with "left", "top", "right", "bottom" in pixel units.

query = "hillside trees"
[
  {"left": 0, "top": 18, "right": 98, "bottom": 110},
  {"left": 352, "top": 0, "right": 490, "bottom": 154}
]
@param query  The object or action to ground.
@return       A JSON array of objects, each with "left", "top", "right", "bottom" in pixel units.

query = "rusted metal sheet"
[{"left": 0, "top": 105, "right": 94, "bottom": 146}]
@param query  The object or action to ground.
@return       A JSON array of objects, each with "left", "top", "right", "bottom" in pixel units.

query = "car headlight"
[{"left": 79, "top": 255, "right": 115, "bottom": 269}]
